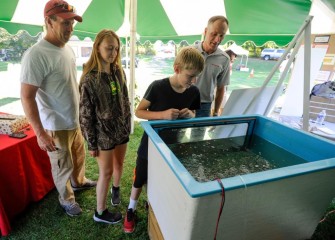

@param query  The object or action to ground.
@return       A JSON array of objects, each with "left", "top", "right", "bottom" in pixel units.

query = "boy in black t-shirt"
[{"left": 123, "top": 46, "right": 205, "bottom": 233}]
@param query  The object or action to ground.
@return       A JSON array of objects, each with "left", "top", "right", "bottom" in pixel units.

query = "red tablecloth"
[{"left": 0, "top": 127, "right": 55, "bottom": 236}]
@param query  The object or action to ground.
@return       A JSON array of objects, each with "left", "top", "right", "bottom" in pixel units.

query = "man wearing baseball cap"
[
  {"left": 44, "top": 0, "right": 82, "bottom": 23},
  {"left": 20, "top": 0, "right": 96, "bottom": 217}
]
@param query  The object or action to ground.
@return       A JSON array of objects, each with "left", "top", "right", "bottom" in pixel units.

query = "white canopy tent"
[{"left": 224, "top": 43, "right": 249, "bottom": 71}]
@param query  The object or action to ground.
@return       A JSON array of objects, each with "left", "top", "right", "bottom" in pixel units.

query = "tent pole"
[
  {"left": 264, "top": 35, "right": 303, "bottom": 115},
  {"left": 129, "top": 0, "right": 137, "bottom": 134},
  {"left": 242, "top": 15, "right": 313, "bottom": 115},
  {"left": 125, "top": 37, "right": 128, "bottom": 69},
  {"left": 302, "top": 18, "right": 312, "bottom": 131}
]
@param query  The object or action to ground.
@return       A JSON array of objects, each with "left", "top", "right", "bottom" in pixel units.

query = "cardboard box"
[
  {"left": 0, "top": 114, "right": 29, "bottom": 135},
  {"left": 310, "top": 96, "right": 335, "bottom": 123},
  {"left": 148, "top": 204, "right": 164, "bottom": 240}
]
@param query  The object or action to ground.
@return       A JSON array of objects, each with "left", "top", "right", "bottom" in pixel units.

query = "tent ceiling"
[
  {"left": 0, "top": 0, "right": 333, "bottom": 46},
  {"left": 321, "top": 0, "right": 335, "bottom": 12}
]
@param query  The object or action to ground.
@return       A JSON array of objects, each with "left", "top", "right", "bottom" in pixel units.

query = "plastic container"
[{"left": 316, "top": 110, "right": 326, "bottom": 125}]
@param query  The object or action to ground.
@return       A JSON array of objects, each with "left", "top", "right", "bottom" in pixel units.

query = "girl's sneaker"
[{"left": 93, "top": 209, "right": 122, "bottom": 224}]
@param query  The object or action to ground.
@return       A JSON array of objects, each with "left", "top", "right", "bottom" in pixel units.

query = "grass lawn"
[
  {"left": 0, "top": 61, "right": 8, "bottom": 72},
  {"left": 139, "top": 56, "right": 285, "bottom": 88},
  {"left": 3, "top": 122, "right": 150, "bottom": 240}
]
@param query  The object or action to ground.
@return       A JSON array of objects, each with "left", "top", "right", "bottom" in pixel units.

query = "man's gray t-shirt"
[{"left": 194, "top": 42, "right": 230, "bottom": 103}]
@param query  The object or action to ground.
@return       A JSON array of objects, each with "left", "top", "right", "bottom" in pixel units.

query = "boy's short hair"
[{"left": 174, "top": 46, "right": 204, "bottom": 73}]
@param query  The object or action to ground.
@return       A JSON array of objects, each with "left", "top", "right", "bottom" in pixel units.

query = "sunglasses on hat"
[{"left": 46, "top": 3, "right": 76, "bottom": 14}]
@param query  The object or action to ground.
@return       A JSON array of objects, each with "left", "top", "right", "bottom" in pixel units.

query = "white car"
[
  {"left": 261, "top": 48, "right": 285, "bottom": 60},
  {"left": 122, "top": 57, "right": 139, "bottom": 68}
]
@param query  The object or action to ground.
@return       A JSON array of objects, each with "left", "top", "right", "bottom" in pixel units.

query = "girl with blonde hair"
[{"left": 79, "top": 29, "right": 131, "bottom": 224}]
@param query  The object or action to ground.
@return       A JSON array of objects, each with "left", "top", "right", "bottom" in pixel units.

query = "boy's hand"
[
  {"left": 163, "top": 108, "right": 180, "bottom": 120},
  {"left": 178, "top": 108, "right": 194, "bottom": 119}
]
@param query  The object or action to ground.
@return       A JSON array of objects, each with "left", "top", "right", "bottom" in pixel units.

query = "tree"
[{"left": 0, "top": 28, "right": 41, "bottom": 62}]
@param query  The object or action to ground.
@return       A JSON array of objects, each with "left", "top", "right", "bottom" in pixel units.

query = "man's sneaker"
[
  {"left": 72, "top": 179, "right": 97, "bottom": 192},
  {"left": 93, "top": 209, "right": 122, "bottom": 224},
  {"left": 123, "top": 208, "right": 135, "bottom": 233},
  {"left": 61, "top": 202, "right": 82, "bottom": 217},
  {"left": 111, "top": 186, "right": 121, "bottom": 206}
]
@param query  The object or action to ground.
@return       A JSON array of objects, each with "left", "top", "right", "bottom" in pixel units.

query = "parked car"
[
  {"left": 122, "top": 57, "right": 139, "bottom": 68},
  {"left": 261, "top": 48, "right": 285, "bottom": 60}
]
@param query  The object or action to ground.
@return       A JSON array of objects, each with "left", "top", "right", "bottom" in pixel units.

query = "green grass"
[
  {"left": 229, "top": 57, "right": 285, "bottom": 90},
  {"left": 313, "top": 198, "right": 335, "bottom": 240},
  {"left": 0, "top": 61, "right": 8, "bottom": 72},
  {"left": 138, "top": 56, "right": 288, "bottom": 95},
  {"left": 3, "top": 122, "right": 149, "bottom": 240}
]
